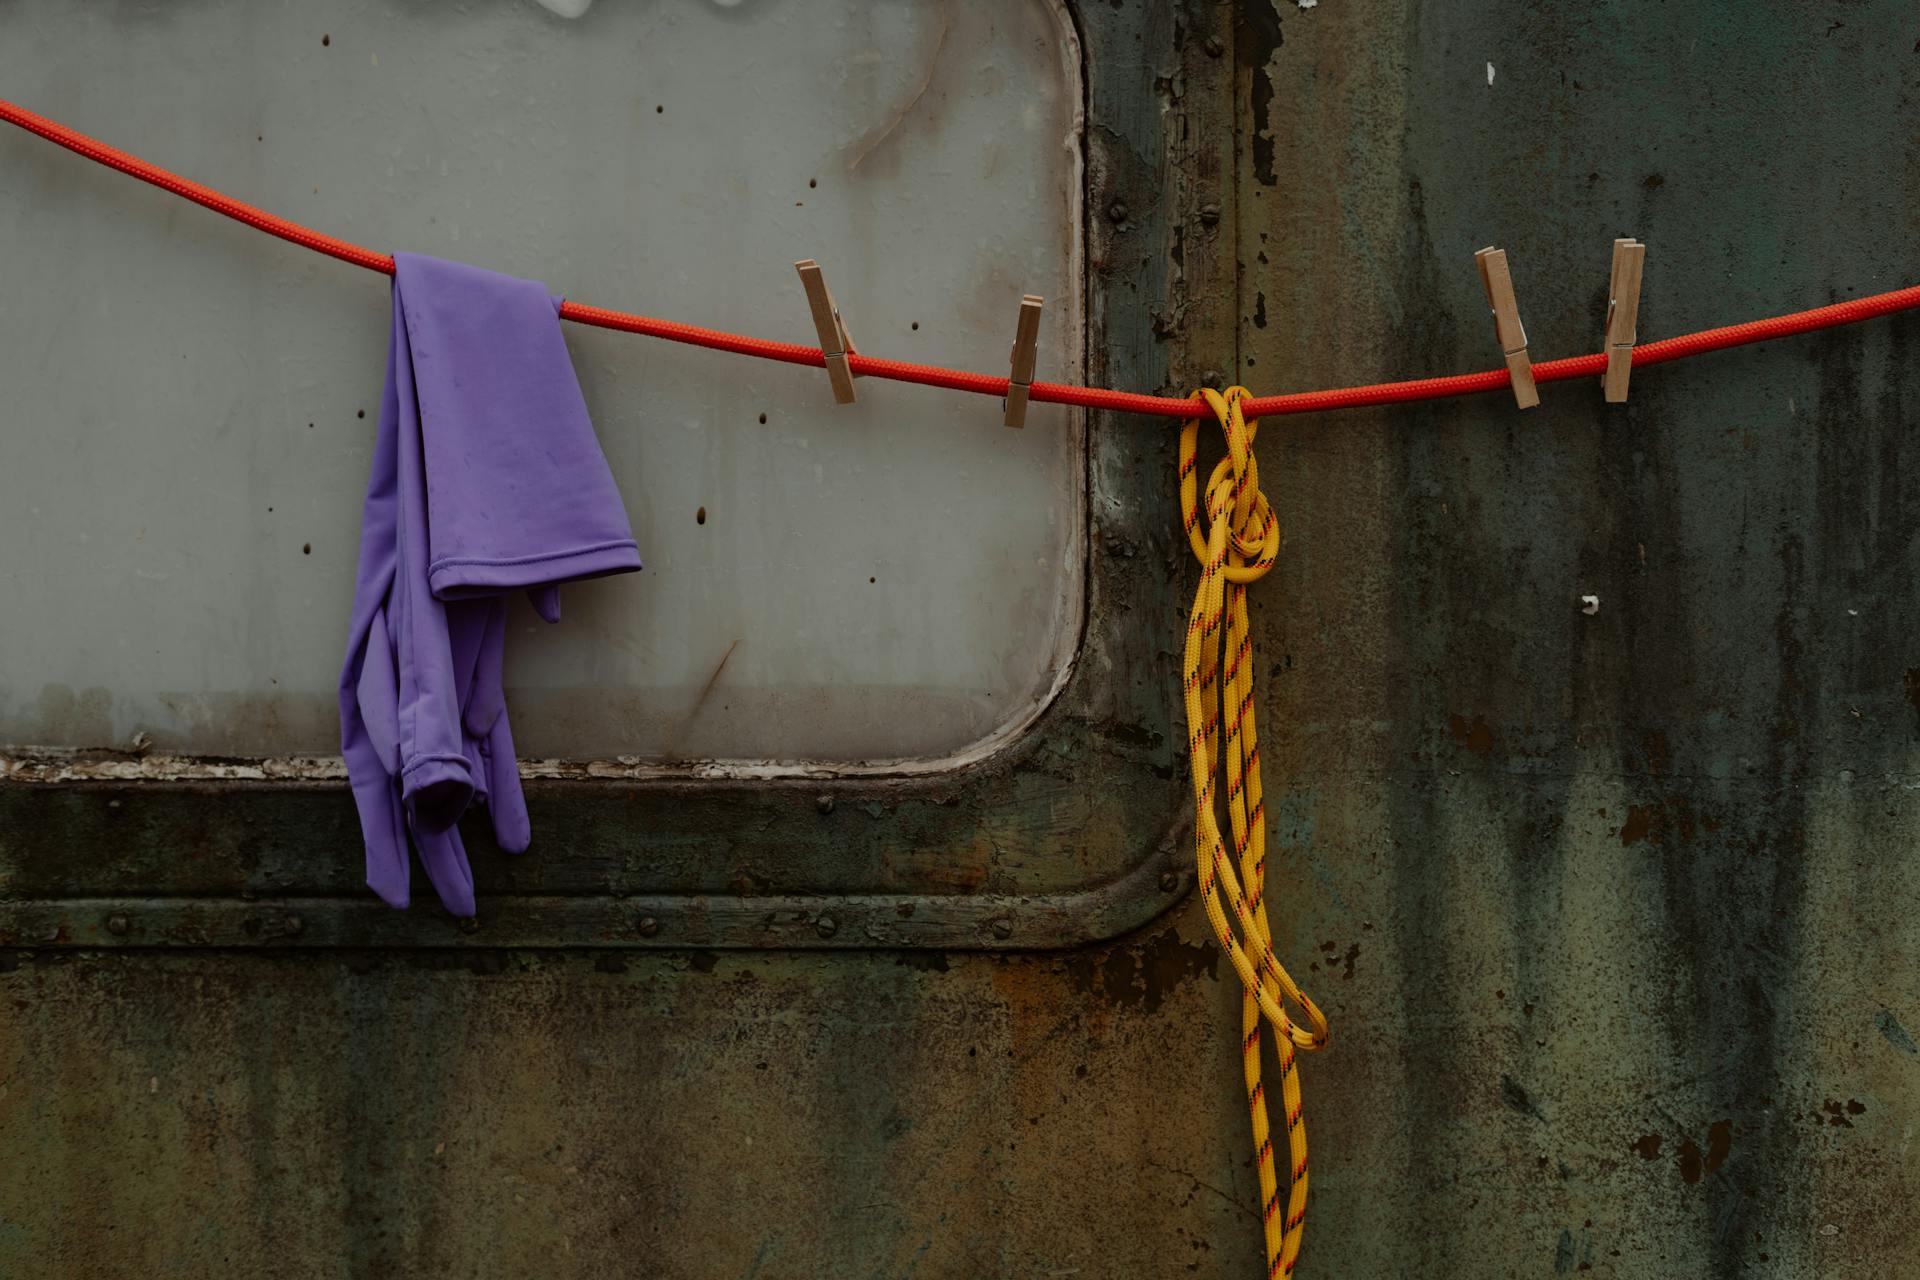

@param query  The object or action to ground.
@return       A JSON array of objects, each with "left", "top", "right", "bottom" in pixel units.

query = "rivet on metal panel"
[
  {"left": 1198, "top": 203, "right": 1221, "bottom": 226},
  {"left": 815, "top": 794, "right": 835, "bottom": 815},
  {"left": 815, "top": 915, "right": 838, "bottom": 939},
  {"left": 991, "top": 918, "right": 1013, "bottom": 940},
  {"left": 637, "top": 916, "right": 660, "bottom": 938},
  {"left": 105, "top": 913, "right": 130, "bottom": 936},
  {"left": 1204, "top": 35, "right": 1224, "bottom": 57},
  {"left": 1202, "top": 369, "right": 1224, "bottom": 390},
  {"left": 283, "top": 914, "right": 304, "bottom": 937},
  {"left": 1106, "top": 198, "right": 1129, "bottom": 225},
  {"left": 455, "top": 916, "right": 479, "bottom": 934},
  {"left": 1159, "top": 870, "right": 1180, "bottom": 893}
]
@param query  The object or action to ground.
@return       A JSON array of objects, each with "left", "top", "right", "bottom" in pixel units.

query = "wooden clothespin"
[
  {"left": 1004, "top": 295, "right": 1044, "bottom": 428},
  {"left": 795, "top": 259, "right": 857, "bottom": 404},
  {"left": 1603, "top": 238, "right": 1646, "bottom": 403},
  {"left": 1475, "top": 247, "right": 1539, "bottom": 409}
]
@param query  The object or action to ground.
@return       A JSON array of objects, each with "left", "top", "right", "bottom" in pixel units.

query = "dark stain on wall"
[
  {"left": 1065, "top": 927, "right": 1219, "bottom": 1014},
  {"left": 1235, "top": 1, "right": 1283, "bottom": 187},
  {"left": 1447, "top": 713, "right": 1495, "bottom": 755}
]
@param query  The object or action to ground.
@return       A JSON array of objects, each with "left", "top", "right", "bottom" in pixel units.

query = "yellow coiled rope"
[{"left": 1181, "top": 387, "right": 1331, "bottom": 1277}]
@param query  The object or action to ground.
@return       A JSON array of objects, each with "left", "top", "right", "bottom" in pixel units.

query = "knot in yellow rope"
[
  {"left": 1180, "top": 386, "right": 1328, "bottom": 1278},
  {"left": 1182, "top": 386, "right": 1280, "bottom": 585}
]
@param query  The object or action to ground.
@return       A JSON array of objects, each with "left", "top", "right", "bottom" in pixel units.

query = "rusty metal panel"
[
  {"left": 0, "top": 937, "right": 1244, "bottom": 1277},
  {"left": 7, "top": 2, "right": 1920, "bottom": 1278},
  {"left": 1241, "top": 1, "right": 1920, "bottom": 1275}
]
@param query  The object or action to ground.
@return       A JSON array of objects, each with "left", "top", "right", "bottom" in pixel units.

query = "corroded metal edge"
[
  {"left": 0, "top": 750, "right": 348, "bottom": 784},
  {"left": 0, "top": 832, "right": 1188, "bottom": 951}
]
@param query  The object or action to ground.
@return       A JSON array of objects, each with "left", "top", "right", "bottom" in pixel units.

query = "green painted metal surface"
[{"left": 7, "top": 2, "right": 1920, "bottom": 1276}]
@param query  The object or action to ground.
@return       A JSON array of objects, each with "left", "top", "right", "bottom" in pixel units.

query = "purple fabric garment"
[{"left": 340, "top": 252, "right": 640, "bottom": 916}]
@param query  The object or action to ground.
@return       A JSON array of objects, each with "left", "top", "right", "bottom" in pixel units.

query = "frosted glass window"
[{"left": 0, "top": 0, "right": 1084, "bottom": 765}]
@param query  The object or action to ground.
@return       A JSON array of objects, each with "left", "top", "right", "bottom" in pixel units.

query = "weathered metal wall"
[
  {"left": 6, "top": 2, "right": 1920, "bottom": 1277},
  {"left": 1233, "top": 1, "right": 1920, "bottom": 1274}
]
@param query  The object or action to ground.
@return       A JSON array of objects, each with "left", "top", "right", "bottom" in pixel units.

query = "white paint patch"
[
  {"left": 530, "top": 0, "right": 593, "bottom": 18},
  {"left": 1297, "top": 0, "right": 1318, "bottom": 8},
  {"left": 1581, "top": 595, "right": 1600, "bottom": 616},
  {"left": 1487, "top": 62, "right": 1497, "bottom": 87}
]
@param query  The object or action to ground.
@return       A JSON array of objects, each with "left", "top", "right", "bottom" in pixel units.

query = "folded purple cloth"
[{"left": 340, "top": 253, "right": 640, "bottom": 916}]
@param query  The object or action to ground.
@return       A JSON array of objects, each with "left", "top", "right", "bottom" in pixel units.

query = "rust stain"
[
  {"left": 694, "top": 640, "right": 741, "bottom": 712},
  {"left": 1618, "top": 797, "right": 1721, "bottom": 847},
  {"left": 1313, "top": 938, "right": 1361, "bottom": 981},
  {"left": 1447, "top": 713, "right": 1495, "bottom": 756},
  {"left": 1821, "top": 1099, "right": 1867, "bottom": 1128},
  {"left": 1639, "top": 728, "right": 1672, "bottom": 775},
  {"left": 1064, "top": 928, "right": 1218, "bottom": 1015},
  {"left": 1631, "top": 1133, "right": 1662, "bottom": 1160},
  {"left": 1674, "top": 1120, "right": 1732, "bottom": 1184},
  {"left": 1676, "top": 1138, "right": 1703, "bottom": 1184}
]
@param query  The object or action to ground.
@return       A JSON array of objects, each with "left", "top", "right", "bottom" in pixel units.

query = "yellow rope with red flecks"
[{"left": 1181, "top": 387, "right": 1330, "bottom": 1277}]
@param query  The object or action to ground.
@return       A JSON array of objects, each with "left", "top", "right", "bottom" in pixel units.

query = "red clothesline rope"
[{"left": 7, "top": 95, "right": 1920, "bottom": 420}]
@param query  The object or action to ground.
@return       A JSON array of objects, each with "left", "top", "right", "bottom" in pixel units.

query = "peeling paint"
[
  {"left": 1063, "top": 927, "right": 1218, "bottom": 1014},
  {"left": 1238, "top": 1, "right": 1284, "bottom": 187}
]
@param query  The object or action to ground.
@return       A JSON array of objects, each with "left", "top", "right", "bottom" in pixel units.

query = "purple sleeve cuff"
[
  {"left": 427, "top": 539, "right": 641, "bottom": 600},
  {"left": 400, "top": 751, "right": 476, "bottom": 834}
]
